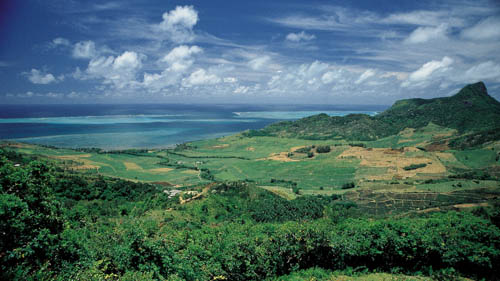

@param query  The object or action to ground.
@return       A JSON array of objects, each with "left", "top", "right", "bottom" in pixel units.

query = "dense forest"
[{"left": 1, "top": 148, "right": 500, "bottom": 280}]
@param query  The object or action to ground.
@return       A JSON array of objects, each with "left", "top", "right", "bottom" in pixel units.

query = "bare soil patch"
[
  {"left": 424, "top": 141, "right": 450, "bottom": 151},
  {"left": 124, "top": 161, "right": 142, "bottom": 170},
  {"left": 403, "top": 147, "right": 421, "bottom": 152},
  {"left": 453, "top": 203, "right": 489, "bottom": 209},
  {"left": 53, "top": 154, "right": 92, "bottom": 160},
  {"left": 182, "top": 169, "right": 199, "bottom": 174},
  {"left": 339, "top": 146, "right": 446, "bottom": 180},
  {"left": 257, "top": 146, "right": 309, "bottom": 162},
  {"left": 397, "top": 139, "right": 415, "bottom": 144},
  {"left": 149, "top": 167, "right": 173, "bottom": 173},
  {"left": 71, "top": 164, "right": 100, "bottom": 170},
  {"left": 435, "top": 152, "right": 456, "bottom": 161},
  {"left": 398, "top": 128, "right": 415, "bottom": 138},
  {"left": 210, "top": 144, "right": 229, "bottom": 149},
  {"left": 265, "top": 152, "right": 299, "bottom": 162}
]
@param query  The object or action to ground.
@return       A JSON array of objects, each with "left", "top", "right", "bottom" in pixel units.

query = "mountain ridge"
[{"left": 246, "top": 82, "right": 500, "bottom": 141}]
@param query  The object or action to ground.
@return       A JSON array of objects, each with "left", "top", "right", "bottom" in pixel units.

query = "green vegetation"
[
  {"left": 295, "top": 146, "right": 313, "bottom": 153},
  {"left": 403, "top": 163, "right": 427, "bottom": 171},
  {"left": 316, "top": 145, "right": 331, "bottom": 153},
  {"left": 1, "top": 82, "right": 500, "bottom": 280},
  {"left": 1, "top": 150, "right": 499, "bottom": 280},
  {"left": 341, "top": 182, "right": 356, "bottom": 189},
  {"left": 252, "top": 82, "right": 500, "bottom": 142}
]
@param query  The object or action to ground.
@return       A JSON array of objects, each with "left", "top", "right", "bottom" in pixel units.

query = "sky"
[{"left": 0, "top": 0, "right": 499, "bottom": 105}]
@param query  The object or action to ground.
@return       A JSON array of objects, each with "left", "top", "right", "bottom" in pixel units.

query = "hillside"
[
  {"left": 1, "top": 82, "right": 500, "bottom": 280},
  {"left": 250, "top": 82, "right": 500, "bottom": 140}
]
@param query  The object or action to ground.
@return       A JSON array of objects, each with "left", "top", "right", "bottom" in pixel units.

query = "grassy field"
[
  {"left": 2, "top": 120, "right": 499, "bottom": 214},
  {"left": 2, "top": 131, "right": 497, "bottom": 191}
]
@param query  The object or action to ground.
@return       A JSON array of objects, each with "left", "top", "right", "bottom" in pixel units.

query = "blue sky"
[{"left": 1, "top": 0, "right": 499, "bottom": 104}]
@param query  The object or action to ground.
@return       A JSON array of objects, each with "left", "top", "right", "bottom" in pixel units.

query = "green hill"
[{"left": 249, "top": 82, "right": 500, "bottom": 141}]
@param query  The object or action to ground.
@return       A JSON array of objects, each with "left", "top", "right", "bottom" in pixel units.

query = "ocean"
[{"left": 0, "top": 104, "right": 385, "bottom": 149}]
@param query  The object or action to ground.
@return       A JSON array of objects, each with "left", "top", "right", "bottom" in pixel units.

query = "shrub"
[
  {"left": 295, "top": 146, "right": 312, "bottom": 153},
  {"left": 316, "top": 145, "right": 331, "bottom": 153},
  {"left": 342, "top": 182, "right": 355, "bottom": 189},
  {"left": 403, "top": 163, "right": 427, "bottom": 171}
]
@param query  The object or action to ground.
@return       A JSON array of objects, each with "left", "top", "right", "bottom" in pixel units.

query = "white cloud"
[
  {"left": 383, "top": 10, "right": 449, "bottom": 26},
  {"left": 182, "top": 69, "right": 221, "bottom": 86},
  {"left": 248, "top": 56, "right": 271, "bottom": 70},
  {"left": 380, "top": 72, "right": 408, "bottom": 80},
  {"left": 52, "top": 37, "right": 70, "bottom": 46},
  {"left": 461, "top": 17, "right": 500, "bottom": 40},
  {"left": 140, "top": 45, "right": 204, "bottom": 92},
  {"left": 13, "top": 2, "right": 500, "bottom": 104},
  {"left": 158, "top": 5, "right": 198, "bottom": 43},
  {"left": 286, "top": 31, "right": 316, "bottom": 42},
  {"left": 21, "top": 91, "right": 34, "bottom": 98},
  {"left": 404, "top": 24, "right": 448, "bottom": 44},
  {"left": 355, "top": 69, "right": 375, "bottom": 84},
  {"left": 73, "top": 40, "right": 97, "bottom": 59},
  {"left": 463, "top": 61, "right": 500, "bottom": 82},
  {"left": 113, "top": 51, "right": 142, "bottom": 70},
  {"left": 162, "top": 45, "right": 202, "bottom": 64},
  {"left": 224, "top": 77, "right": 238, "bottom": 83},
  {"left": 161, "top": 45, "right": 202, "bottom": 71},
  {"left": 407, "top": 56, "right": 453, "bottom": 82},
  {"left": 233, "top": 86, "right": 249, "bottom": 94},
  {"left": 67, "top": 91, "right": 80, "bottom": 98},
  {"left": 321, "top": 71, "right": 340, "bottom": 84},
  {"left": 84, "top": 51, "right": 143, "bottom": 89},
  {"left": 24, "top": 69, "right": 58, "bottom": 84}
]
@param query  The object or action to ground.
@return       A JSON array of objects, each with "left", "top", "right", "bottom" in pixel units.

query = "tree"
[
  {"left": 316, "top": 145, "right": 331, "bottom": 153},
  {"left": 0, "top": 157, "right": 66, "bottom": 279}
]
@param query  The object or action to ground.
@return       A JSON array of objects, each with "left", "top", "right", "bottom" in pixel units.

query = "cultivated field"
[{"left": 2, "top": 121, "right": 499, "bottom": 215}]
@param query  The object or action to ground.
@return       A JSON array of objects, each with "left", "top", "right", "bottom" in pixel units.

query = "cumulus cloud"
[
  {"left": 461, "top": 17, "right": 500, "bottom": 40},
  {"left": 161, "top": 45, "right": 203, "bottom": 71},
  {"left": 142, "top": 68, "right": 185, "bottom": 92},
  {"left": 158, "top": 5, "right": 198, "bottom": 43},
  {"left": 113, "top": 51, "right": 142, "bottom": 70},
  {"left": 248, "top": 56, "right": 271, "bottom": 70},
  {"left": 268, "top": 61, "right": 336, "bottom": 94},
  {"left": 286, "top": 31, "right": 316, "bottom": 42},
  {"left": 73, "top": 40, "right": 97, "bottom": 59},
  {"left": 401, "top": 56, "right": 453, "bottom": 88},
  {"left": 23, "top": 69, "right": 58, "bottom": 84},
  {"left": 321, "top": 71, "right": 338, "bottom": 84},
  {"left": 140, "top": 45, "right": 204, "bottom": 92},
  {"left": 16, "top": 2, "right": 500, "bottom": 104},
  {"left": 84, "top": 51, "right": 143, "bottom": 88},
  {"left": 408, "top": 56, "right": 453, "bottom": 82},
  {"left": 182, "top": 69, "right": 221, "bottom": 86},
  {"left": 355, "top": 69, "right": 375, "bottom": 84},
  {"left": 404, "top": 24, "right": 448, "bottom": 44}
]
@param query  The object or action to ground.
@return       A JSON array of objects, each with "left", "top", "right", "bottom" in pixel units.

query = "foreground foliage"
[{"left": 1, "top": 149, "right": 500, "bottom": 280}]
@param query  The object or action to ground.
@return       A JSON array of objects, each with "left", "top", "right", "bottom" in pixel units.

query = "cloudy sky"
[{"left": 1, "top": 0, "right": 499, "bottom": 104}]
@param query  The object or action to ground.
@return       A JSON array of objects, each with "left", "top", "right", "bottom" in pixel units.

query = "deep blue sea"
[{"left": 0, "top": 104, "right": 386, "bottom": 149}]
